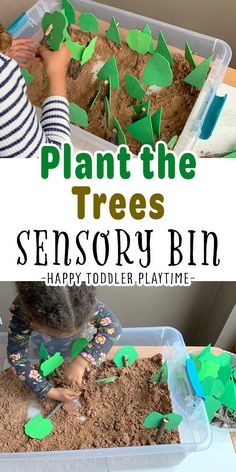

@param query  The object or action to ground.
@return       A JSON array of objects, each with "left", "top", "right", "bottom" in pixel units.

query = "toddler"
[{"left": 8, "top": 283, "right": 122, "bottom": 402}]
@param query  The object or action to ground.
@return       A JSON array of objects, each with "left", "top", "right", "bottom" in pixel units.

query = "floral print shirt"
[{"left": 7, "top": 297, "right": 122, "bottom": 400}]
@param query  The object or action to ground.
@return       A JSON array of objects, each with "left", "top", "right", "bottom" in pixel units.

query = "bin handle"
[
  {"left": 200, "top": 94, "right": 227, "bottom": 140},
  {"left": 186, "top": 358, "right": 205, "bottom": 400}
]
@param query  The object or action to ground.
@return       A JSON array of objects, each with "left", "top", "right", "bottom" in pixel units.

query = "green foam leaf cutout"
[
  {"left": 113, "top": 346, "right": 139, "bottom": 368},
  {"left": 62, "top": 0, "right": 76, "bottom": 24},
  {"left": 220, "top": 379, "right": 236, "bottom": 410},
  {"left": 143, "top": 24, "right": 154, "bottom": 54},
  {"left": 79, "top": 12, "right": 100, "bottom": 33},
  {"left": 97, "top": 56, "right": 119, "bottom": 90},
  {"left": 104, "top": 96, "right": 110, "bottom": 127},
  {"left": 113, "top": 117, "right": 127, "bottom": 145},
  {"left": 142, "top": 53, "right": 173, "bottom": 87},
  {"left": 95, "top": 376, "right": 118, "bottom": 383},
  {"left": 149, "top": 361, "right": 168, "bottom": 383},
  {"left": 205, "top": 395, "right": 221, "bottom": 422},
  {"left": 81, "top": 36, "right": 98, "bottom": 65},
  {"left": 20, "top": 68, "right": 34, "bottom": 85},
  {"left": 127, "top": 115, "right": 155, "bottom": 149},
  {"left": 125, "top": 74, "right": 146, "bottom": 101},
  {"left": 185, "top": 42, "right": 196, "bottom": 69},
  {"left": 39, "top": 343, "right": 49, "bottom": 362},
  {"left": 167, "top": 135, "right": 178, "bottom": 149},
  {"left": 40, "top": 352, "right": 64, "bottom": 377},
  {"left": 42, "top": 11, "right": 67, "bottom": 51},
  {"left": 71, "top": 338, "right": 89, "bottom": 358},
  {"left": 184, "top": 54, "right": 214, "bottom": 90},
  {"left": 69, "top": 102, "right": 89, "bottom": 127},
  {"left": 89, "top": 87, "right": 101, "bottom": 110},
  {"left": 133, "top": 100, "right": 151, "bottom": 117},
  {"left": 143, "top": 412, "right": 183, "bottom": 430},
  {"left": 126, "top": 29, "right": 151, "bottom": 55},
  {"left": 106, "top": 16, "right": 121, "bottom": 45},
  {"left": 65, "top": 39, "right": 85, "bottom": 60},
  {"left": 152, "top": 107, "right": 162, "bottom": 140},
  {"left": 24, "top": 413, "right": 53, "bottom": 440},
  {"left": 201, "top": 377, "right": 225, "bottom": 399},
  {"left": 155, "top": 32, "right": 174, "bottom": 66}
]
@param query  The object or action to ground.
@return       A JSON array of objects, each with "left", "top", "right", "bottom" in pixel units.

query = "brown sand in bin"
[
  {"left": 26, "top": 27, "right": 199, "bottom": 154},
  {"left": 0, "top": 355, "right": 180, "bottom": 453}
]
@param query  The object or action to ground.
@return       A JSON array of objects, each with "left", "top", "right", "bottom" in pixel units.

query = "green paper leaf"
[
  {"left": 113, "top": 117, "right": 127, "bottom": 145},
  {"left": 79, "top": 12, "right": 100, "bottom": 33},
  {"left": 81, "top": 36, "right": 97, "bottom": 65},
  {"left": 155, "top": 32, "right": 174, "bottom": 66},
  {"left": 125, "top": 74, "right": 146, "bottom": 101},
  {"left": 95, "top": 376, "right": 118, "bottom": 383},
  {"left": 24, "top": 413, "right": 53, "bottom": 440},
  {"left": 133, "top": 100, "right": 151, "bottom": 117},
  {"left": 142, "top": 53, "right": 173, "bottom": 87},
  {"left": 152, "top": 107, "right": 162, "bottom": 140},
  {"left": 195, "top": 345, "right": 211, "bottom": 359},
  {"left": 69, "top": 102, "right": 89, "bottom": 127},
  {"left": 71, "top": 337, "right": 89, "bottom": 358},
  {"left": 220, "top": 379, "right": 236, "bottom": 410},
  {"left": 40, "top": 352, "right": 64, "bottom": 377},
  {"left": 97, "top": 56, "right": 119, "bottom": 90},
  {"left": 205, "top": 395, "right": 221, "bottom": 422},
  {"left": 185, "top": 42, "right": 196, "bottom": 69},
  {"left": 89, "top": 87, "right": 101, "bottom": 110},
  {"left": 218, "top": 352, "right": 232, "bottom": 368},
  {"left": 163, "top": 413, "right": 183, "bottom": 430},
  {"left": 39, "top": 343, "right": 49, "bottom": 362},
  {"left": 127, "top": 115, "right": 155, "bottom": 148},
  {"left": 198, "top": 360, "right": 220, "bottom": 381},
  {"left": 104, "top": 96, "right": 110, "bottom": 127},
  {"left": 113, "top": 346, "right": 139, "bottom": 368},
  {"left": 62, "top": 0, "right": 76, "bottom": 24},
  {"left": 65, "top": 39, "right": 85, "bottom": 60},
  {"left": 149, "top": 361, "right": 168, "bottom": 383},
  {"left": 143, "top": 412, "right": 182, "bottom": 430},
  {"left": 184, "top": 54, "right": 213, "bottom": 90},
  {"left": 167, "top": 135, "right": 178, "bottom": 149},
  {"left": 105, "top": 16, "right": 121, "bottom": 46},
  {"left": 20, "top": 68, "right": 34, "bottom": 85},
  {"left": 218, "top": 365, "right": 232, "bottom": 384},
  {"left": 126, "top": 29, "right": 151, "bottom": 55},
  {"left": 201, "top": 377, "right": 225, "bottom": 399},
  {"left": 42, "top": 11, "right": 67, "bottom": 51},
  {"left": 143, "top": 24, "right": 154, "bottom": 54}
]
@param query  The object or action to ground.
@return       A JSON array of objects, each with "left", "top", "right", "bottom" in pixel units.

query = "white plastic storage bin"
[
  {"left": 8, "top": 0, "right": 232, "bottom": 154},
  {"left": 0, "top": 327, "right": 211, "bottom": 472}
]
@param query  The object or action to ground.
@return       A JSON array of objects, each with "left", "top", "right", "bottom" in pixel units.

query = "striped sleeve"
[{"left": 0, "top": 54, "right": 71, "bottom": 159}]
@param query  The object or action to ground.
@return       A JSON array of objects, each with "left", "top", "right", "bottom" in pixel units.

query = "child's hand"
[
  {"left": 7, "top": 39, "right": 36, "bottom": 67},
  {"left": 46, "top": 387, "right": 78, "bottom": 402},
  {"left": 37, "top": 43, "right": 71, "bottom": 79},
  {"left": 64, "top": 355, "right": 89, "bottom": 387}
]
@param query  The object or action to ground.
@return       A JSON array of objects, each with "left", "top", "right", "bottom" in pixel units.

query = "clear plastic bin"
[
  {"left": 0, "top": 326, "right": 211, "bottom": 471},
  {"left": 7, "top": 0, "right": 232, "bottom": 154}
]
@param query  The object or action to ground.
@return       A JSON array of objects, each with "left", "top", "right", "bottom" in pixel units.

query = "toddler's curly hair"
[{"left": 16, "top": 282, "right": 96, "bottom": 333}]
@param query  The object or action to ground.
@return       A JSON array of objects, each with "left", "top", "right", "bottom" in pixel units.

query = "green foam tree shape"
[
  {"left": 126, "top": 115, "right": 155, "bottom": 149},
  {"left": 113, "top": 117, "right": 127, "bottom": 145},
  {"left": 62, "top": 0, "right": 76, "bottom": 24},
  {"left": 133, "top": 100, "right": 151, "bottom": 117},
  {"left": 113, "top": 346, "right": 139, "bottom": 368},
  {"left": 149, "top": 360, "right": 168, "bottom": 383},
  {"left": 143, "top": 412, "right": 183, "bottom": 430},
  {"left": 42, "top": 11, "right": 68, "bottom": 51},
  {"left": 81, "top": 36, "right": 98, "bottom": 65},
  {"left": 142, "top": 53, "right": 173, "bottom": 87},
  {"left": 106, "top": 16, "right": 121, "bottom": 46},
  {"left": 69, "top": 102, "right": 89, "bottom": 127},
  {"left": 24, "top": 413, "right": 53, "bottom": 440},
  {"left": 71, "top": 337, "right": 89, "bottom": 359},
  {"left": 184, "top": 54, "right": 214, "bottom": 90},
  {"left": 97, "top": 56, "right": 120, "bottom": 90},
  {"left": 126, "top": 29, "right": 151, "bottom": 55},
  {"left": 155, "top": 32, "right": 174, "bottom": 66},
  {"left": 20, "top": 68, "right": 34, "bottom": 85},
  {"left": 185, "top": 42, "right": 196, "bottom": 69},
  {"left": 143, "top": 24, "right": 154, "bottom": 54},
  {"left": 125, "top": 74, "right": 146, "bottom": 101},
  {"left": 79, "top": 12, "right": 100, "bottom": 33},
  {"left": 65, "top": 39, "right": 85, "bottom": 60},
  {"left": 152, "top": 107, "right": 163, "bottom": 140},
  {"left": 40, "top": 352, "right": 64, "bottom": 377}
]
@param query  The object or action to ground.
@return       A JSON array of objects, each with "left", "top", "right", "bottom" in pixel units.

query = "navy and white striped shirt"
[{"left": 0, "top": 53, "right": 71, "bottom": 158}]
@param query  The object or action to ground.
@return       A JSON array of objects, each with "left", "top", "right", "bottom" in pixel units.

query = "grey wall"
[{"left": 0, "top": 0, "right": 235, "bottom": 66}]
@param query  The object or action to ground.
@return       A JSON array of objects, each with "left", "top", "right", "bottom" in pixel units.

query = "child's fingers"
[
  {"left": 10, "top": 51, "right": 34, "bottom": 59},
  {"left": 11, "top": 45, "right": 36, "bottom": 53},
  {"left": 12, "top": 38, "right": 34, "bottom": 45}
]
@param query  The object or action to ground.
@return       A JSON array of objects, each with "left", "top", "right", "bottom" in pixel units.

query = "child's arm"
[
  {"left": 0, "top": 44, "right": 71, "bottom": 159},
  {"left": 65, "top": 300, "right": 122, "bottom": 386},
  {"left": 7, "top": 301, "right": 77, "bottom": 402}
]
